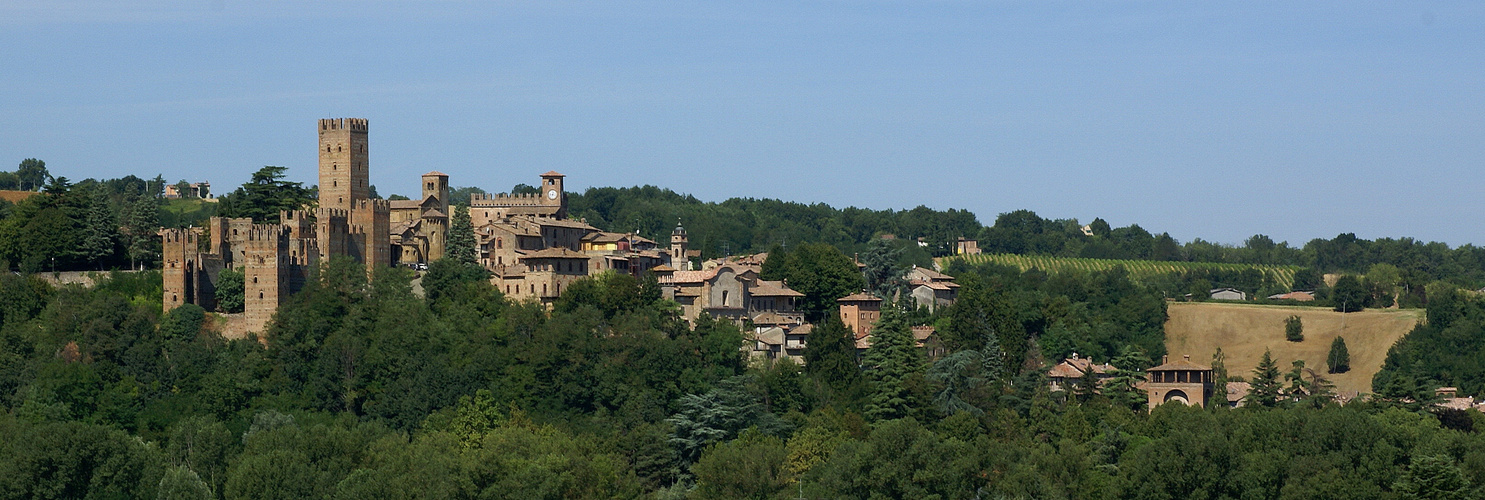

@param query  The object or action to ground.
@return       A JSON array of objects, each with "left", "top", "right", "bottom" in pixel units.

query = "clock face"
[{"left": 547, "top": 189, "right": 558, "bottom": 200}]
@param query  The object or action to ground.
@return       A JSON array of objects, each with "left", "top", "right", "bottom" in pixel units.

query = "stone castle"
[
  {"left": 161, "top": 118, "right": 698, "bottom": 337},
  {"left": 162, "top": 118, "right": 395, "bottom": 335}
]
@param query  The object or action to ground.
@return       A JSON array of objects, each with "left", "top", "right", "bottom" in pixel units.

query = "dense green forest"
[{"left": 4, "top": 250, "right": 1485, "bottom": 497}]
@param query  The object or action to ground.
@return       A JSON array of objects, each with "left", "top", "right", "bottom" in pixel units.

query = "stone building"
[
  {"left": 470, "top": 173, "right": 678, "bottom": 304},
  {"left": 905, "top": 265, "right": 959, "bottom": 312},
  {"left": 1145, "top": 355, "right": 1216, "bottom": 408},
  {"left": 656, "top": 264, "right": 804, "bottom": 325},
  {"left": 389, "top": 172, "right": 450, "bottom": 264},
  {"left": 163, "top": 118, "right": 397, "bottom": 337},
  {"left": 838, "top": 292, "right": 882, "bottom": 342}
]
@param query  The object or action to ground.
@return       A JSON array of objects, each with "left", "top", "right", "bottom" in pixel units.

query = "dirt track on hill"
[{"left": 1164, "top": 302, "right": 1423, "bottom": 394}]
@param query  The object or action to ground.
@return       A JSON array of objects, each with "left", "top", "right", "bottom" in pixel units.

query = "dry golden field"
[{"left": 1164, "top": 302, "right": 1423, "bottom": 394}]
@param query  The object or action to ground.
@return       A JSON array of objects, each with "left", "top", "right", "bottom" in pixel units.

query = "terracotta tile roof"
[
  {"left": 649, "top": 264, "right": 677, "bottom": 273},
  {"left": 911, "top": 326, "right": 937, "bottom": 342},
  {"left": 752, "top": 312, "right": 796, "bottom": 326},
  {"left": 534, "top": 218, "right": 598, "bottom": 230},
  {"left": 541, "top": 171, "right": 565, "bottom": 177},
  {"left": 837, "top": 292, "right": 882, "bottom": 303},
  {"left": 1149, "top": 355, "right": 1211, "bottom": 372},
  {"left": 423, "top": 171, "right": 449, "bottom": 177},
  {"left": 584, "top": 232, "right": 628, "bottom": 243},
  {"left": 391, "top": 220, "right": 418, "bottom": 235},
  {"left": 753, "top": 327, "right": 785, "bottom": 346},
  {"left": 1226, "top": 381, "right": 1252, "bottom": 403},
  {"left": 520, "top": 247, "right": 589, "bottom": 259},
  {"left": 1047, "top": 356, "right": 1115, "bottom": 379},
  {"left": 670, "top": 270, "right": 714, "bottom": 284},
  {"left": 422, "top": 208, "right": 448, "bottom": 219},
  {"left": 751, "top": 280, "right": 804, "bottom": 297},
  {"left": 906, "top": 266, "right": 955, "bottom": 282},
  {"left": 790, "top": 323, "right": 814, "bottom": 335},
  {"left": 912, "top": 281, "right": 958, "bottom": 291},
  {"left": 387, "top": 199, "right": 419, "bottom": 210}
]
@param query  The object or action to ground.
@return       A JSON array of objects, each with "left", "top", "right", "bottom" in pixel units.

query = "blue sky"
[{"left": 2, "top": 1, "right": 1481, "bottom": 247}]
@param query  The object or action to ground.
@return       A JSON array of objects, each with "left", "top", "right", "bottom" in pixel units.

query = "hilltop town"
[{"left": 3, "top": 119, "right": 1484, "bottom": 497}]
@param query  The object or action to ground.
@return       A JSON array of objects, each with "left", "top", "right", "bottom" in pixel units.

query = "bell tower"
[
  {"left": 539, "top": 171, "right": 565, "bottom": 206},
  {"left": 670, "top": 221, "right": 688, "bottom": 270},
  {"left": 421, "top": 171, "right": 449, "bottom": 213},
  {"left": 318, "top": 118, "right": 369, "bottom": 212}
]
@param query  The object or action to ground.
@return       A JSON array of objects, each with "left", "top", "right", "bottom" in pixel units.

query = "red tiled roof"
[
  {"left": 1149, "top": 355, "right": 1211, "bottom": 372},
  {"left": 838, "top": 292, "right": 882, "bottom": 303},
  {"left": 521, "top": 247, "right": 588, "bottom": 259},
  {"left": 751, "top": 280, "right": 804, "bottom": 297}
]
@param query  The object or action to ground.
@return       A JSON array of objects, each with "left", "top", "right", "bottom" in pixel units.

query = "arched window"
[{"left": 259, "top": 292, "right": 264, "bottom": 299}]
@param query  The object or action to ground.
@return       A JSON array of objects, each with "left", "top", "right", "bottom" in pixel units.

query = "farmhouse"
[{"left": 1209, "top": 288, "right": 1247, "bottom": 301}]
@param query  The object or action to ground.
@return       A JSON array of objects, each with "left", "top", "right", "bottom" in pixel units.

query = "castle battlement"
[
  {"left": 161, "top": 228, "right": 199, "bottom": 244},
  {"left": 315, "top": 207, "right": 350, "bottom": 220},
  {"left": 352, "top": 198, "right": 391, "bottom": 213},
  {"left": 319, "top": 117, "right": 368, "bottom": 132},
  {"left": 245, "top": 225, "right": 290, "bottom": 242},
  {"left": 471, "top": 192, "right": 547, "bottom": 207}
]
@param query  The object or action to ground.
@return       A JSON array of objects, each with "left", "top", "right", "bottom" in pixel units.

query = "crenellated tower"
[
  {"left": 318, "top": 118, "right": 369, "bottom": 212},
  {"left": 243, "top": 225, "right": 291, "bottom": 336}
]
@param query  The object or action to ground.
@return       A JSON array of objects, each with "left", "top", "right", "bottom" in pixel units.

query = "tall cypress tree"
[
  {"left": 1210, "top": 347, "right": 1229, "bottom": 409},
  {"left": 446, "top": 204, "right": 476, "bottom": 265}
]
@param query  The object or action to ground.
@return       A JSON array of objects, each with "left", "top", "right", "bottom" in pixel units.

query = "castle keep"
[{"left": 162, "top": 118, "right": 393, "bottom": 336}]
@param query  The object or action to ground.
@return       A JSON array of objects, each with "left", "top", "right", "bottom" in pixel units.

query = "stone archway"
[{"left": 1164, "top": 389, "right": 1190, "bottom": 405}]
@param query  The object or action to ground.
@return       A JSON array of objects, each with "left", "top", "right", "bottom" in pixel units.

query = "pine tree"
[
  {"left": 803, "top": 312, "right": 865, "bottom": 399},
  {"left": 446, "top": 204, "right": 476, "bottom": 265},
  {"left": 1105, "top": 346, "right": 1152, "bottom": 411},
  {"left": 1327, "top": 336, "right": 1351, "bottom": 374},
  {"left": 862, "top": 308, "right": 923, "bottom": 421},
  {"left": 1245, "top": 349, "right": 1281, "bottom": 408},
  {"left": 79, "top": 186, "right": 117, "bottom": 269},
  {"left": 860, "top": 238, "right": 903, "bottom": 300},
  {"left": 1284, "top": 315, "right": 1304, "bottom": 342},
  {"left": 123, "top": 192, "right": 160, "bottom": 269}
]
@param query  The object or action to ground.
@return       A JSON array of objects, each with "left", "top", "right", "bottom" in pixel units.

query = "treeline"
[
  {"left": 1376, "top": 285, "right": 1485, "bottom": 397},
  {"left": 566, "top": 185, "right": 978, "bottom": 261},
  {"left": 563, "top": 186, "right": 1485, "bottom": 290},
  {"left": 0, "top": 173, "right": 166, "bottom": 272},
  {"left": 3, "top": 258, "right": 1484, "bottom": 497},
  {"left": 981, "top": 210, "right": 1485, "bottom": 288}
]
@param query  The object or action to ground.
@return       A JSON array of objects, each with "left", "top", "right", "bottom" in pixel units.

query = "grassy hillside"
[
  {"left": 942, "top": 253, "right": 1300, "bottom": 288},
  {"left": 1164, "top": 302, "right": 1422, "bottom": 394}
]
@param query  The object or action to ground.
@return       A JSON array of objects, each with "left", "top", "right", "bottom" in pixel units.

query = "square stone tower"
[{"left": 318, "top": 118, "right": 369, "bottom": 212}]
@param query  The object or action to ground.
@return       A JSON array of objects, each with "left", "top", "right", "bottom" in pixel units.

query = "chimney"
[
  {"left": 1183, "top": 355, "right": 1191, "bottom": 362},
  {"left": 1162, "top": 355, "right": 1169, "bottom": 364}
]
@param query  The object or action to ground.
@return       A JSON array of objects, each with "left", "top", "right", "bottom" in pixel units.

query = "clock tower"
[{"left": 539, "top": 171, "right": 565, "bottom": 210}]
